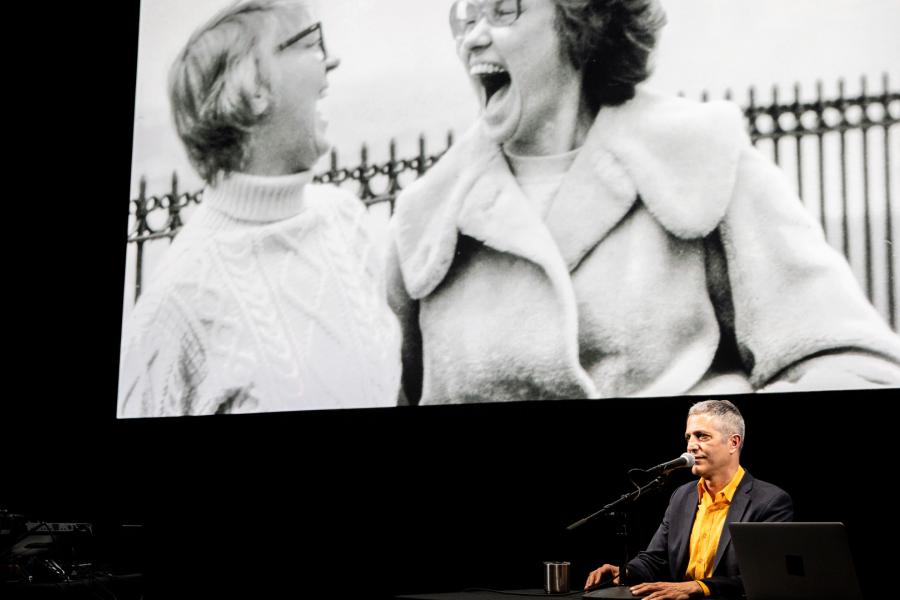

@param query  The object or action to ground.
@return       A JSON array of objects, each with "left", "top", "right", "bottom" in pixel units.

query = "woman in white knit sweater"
[{"left": 118, "top": 0, "right": 401, "bottom": 417}]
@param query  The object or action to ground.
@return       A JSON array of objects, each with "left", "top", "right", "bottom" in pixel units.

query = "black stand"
[{"left": 567, "top": 474, "right": 669, "bottom": 599}]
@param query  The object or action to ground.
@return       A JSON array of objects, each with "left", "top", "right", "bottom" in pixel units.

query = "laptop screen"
[{"left": 728, "top": 522, "right": 863, "bottom": 600}]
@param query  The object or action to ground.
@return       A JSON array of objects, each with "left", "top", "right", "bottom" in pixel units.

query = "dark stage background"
[
  {"left": 6, "top": 3, "right": 894, "bottom": 599},
  {"left": 7, "top": 384, "right": 895, "bottom": 599}
]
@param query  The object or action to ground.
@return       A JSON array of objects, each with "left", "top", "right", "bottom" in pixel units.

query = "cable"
[
  {"left": 462, "top": 588, "right": 583, "bottom": 597},
  {"left": 625, "top": 470, "right": 645, "bottom": 502},
  {"left": 90, "top": 573, "right": 121, "bottom": 600}
]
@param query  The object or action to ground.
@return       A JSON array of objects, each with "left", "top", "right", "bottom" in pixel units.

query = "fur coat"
[{"left": 387, "top": 89, "right": 900, "bottom": 404}]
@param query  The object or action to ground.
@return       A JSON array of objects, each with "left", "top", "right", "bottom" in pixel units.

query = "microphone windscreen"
[{"left": 681, "top": 452, "right": 696, "bottom": 467}]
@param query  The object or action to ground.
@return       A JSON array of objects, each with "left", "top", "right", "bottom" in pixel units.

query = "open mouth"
[{"left": 471, "top": 63, "right": 511, "bottom": 107}]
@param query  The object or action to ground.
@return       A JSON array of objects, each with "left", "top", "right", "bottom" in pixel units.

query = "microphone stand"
[{"left": 567, "top": 473, "right": 670, "bottom": 599}]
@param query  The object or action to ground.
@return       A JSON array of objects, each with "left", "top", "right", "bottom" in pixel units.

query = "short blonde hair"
[{"left": 168, "top": 0, "right": 307, "bottom": 184}]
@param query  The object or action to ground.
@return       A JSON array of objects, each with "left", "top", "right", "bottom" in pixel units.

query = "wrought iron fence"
[
  {"left": 127, "top": 132, "right": 454, "bottom": 301},
  {"left": 743, "top": 75, "right": 897, "bottom": 322},
  {"left": 127, "top": 76, "right": 899, "bottom": 328}
]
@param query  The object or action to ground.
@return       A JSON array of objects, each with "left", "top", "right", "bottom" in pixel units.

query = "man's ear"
[{"left": 729, "top": 434, "right": 742, "bottom": 453}]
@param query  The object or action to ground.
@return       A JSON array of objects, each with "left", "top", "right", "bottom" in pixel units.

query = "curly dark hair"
[{"left": 553, "top": 0, "right": 666, "bottom": 112}]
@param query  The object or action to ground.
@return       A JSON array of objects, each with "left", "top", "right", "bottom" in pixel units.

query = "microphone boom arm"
[{"left": 566, "top": 474, "right": 669, "bottom": 531}]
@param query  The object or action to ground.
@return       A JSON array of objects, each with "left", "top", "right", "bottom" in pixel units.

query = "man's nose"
[{"left": 324, "top": 55, "right": 340, "bottom": 72}]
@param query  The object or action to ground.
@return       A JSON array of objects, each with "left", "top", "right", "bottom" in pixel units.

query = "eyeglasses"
[
  {"left": 276, "top": 21, "right": 327, "bottom": 61},
  {"left": 448, "top": 0, "right": 522, "bottom": 39}
]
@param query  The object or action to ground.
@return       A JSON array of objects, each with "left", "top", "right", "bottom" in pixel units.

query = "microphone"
[
  {"left": 643, "top": 452, "right": 695, "bottom": 475},
  {"left": 566, "top": 455, "right": 695, "bottom": 531}
]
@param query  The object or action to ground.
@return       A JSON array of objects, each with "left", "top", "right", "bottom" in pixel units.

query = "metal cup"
[{"left": 543, "top": 561, "right": 570, "bottom": 594}]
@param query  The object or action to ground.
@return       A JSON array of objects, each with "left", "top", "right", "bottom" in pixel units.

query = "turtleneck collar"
[{"left": 203, "top": 170, "right": 314, "bottom": 223}]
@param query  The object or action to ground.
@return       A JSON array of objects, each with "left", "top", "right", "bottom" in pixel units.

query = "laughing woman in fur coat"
[{"left": 387, "top": 0, "right": 900, "bottom": 404}]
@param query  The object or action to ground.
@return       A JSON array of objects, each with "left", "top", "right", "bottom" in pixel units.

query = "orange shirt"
[{"left": 685, "top": 466, "right": 745, "bottom": 596}]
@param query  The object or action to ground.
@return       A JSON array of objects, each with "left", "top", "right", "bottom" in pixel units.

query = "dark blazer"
[{"left": 625, "top": 470, "right": 793, "bottom": 598}]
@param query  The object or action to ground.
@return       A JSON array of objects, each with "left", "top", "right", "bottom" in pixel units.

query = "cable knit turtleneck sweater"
[{"left": 118, "top": 171, "right": 401, "bottom": 417}]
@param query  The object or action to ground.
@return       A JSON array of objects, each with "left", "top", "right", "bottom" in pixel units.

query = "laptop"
[{"left": 729, "top": 522, "right": 863, "bottom": 600}]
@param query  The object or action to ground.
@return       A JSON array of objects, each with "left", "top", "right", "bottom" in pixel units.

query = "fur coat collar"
[{"left": 393, "top": 88, "right": 746, "bottom": 300}]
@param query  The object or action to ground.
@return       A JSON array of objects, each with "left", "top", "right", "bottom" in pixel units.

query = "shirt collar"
[{"left": 697, "top": 465, "right": 745, "bottom": 505}]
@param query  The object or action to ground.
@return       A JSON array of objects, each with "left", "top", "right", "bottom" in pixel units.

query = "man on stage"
[{"left": 584, "top": 400, "right": 792, "bottom": 599}]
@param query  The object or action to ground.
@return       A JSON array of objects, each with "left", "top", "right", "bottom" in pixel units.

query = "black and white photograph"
[
  {"left": 119, "top": 0, "right": 900, "bottom": 416},
  {"left": 5, "top": 4, "right": 900, "bottom": 600}
]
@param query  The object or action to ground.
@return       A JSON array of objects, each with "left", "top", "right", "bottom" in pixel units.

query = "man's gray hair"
[
  {"left": 168, "top": 0, "right": 308, "bottom": 184},
  {"left": 688, "top": 399, "right": 745, "bottom": 448}
]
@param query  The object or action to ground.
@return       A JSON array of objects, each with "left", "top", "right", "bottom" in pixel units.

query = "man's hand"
[
  {"left": 629, "top": 580, "right": 704, "bottom": 599},
  {"left": 584, "top": 564, "right": 619, "bottom": 590}
]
